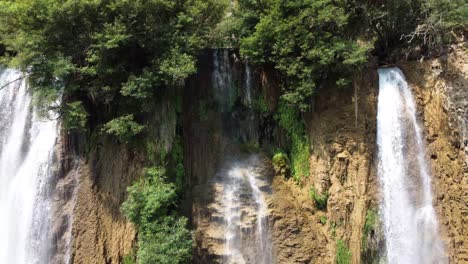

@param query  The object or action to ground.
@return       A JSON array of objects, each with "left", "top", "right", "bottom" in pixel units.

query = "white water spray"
[
  {"left": 212, "top": 50, "right": 272, "bottom": 263},
  {"left": 0, "top": 69, "right": 58, "bottom": 264},
  {"left": 377, "top": 68, "right": 447, "bottom": 264},
  {"left": 221, "top": 157, "right": 272, "bottom": 264}
]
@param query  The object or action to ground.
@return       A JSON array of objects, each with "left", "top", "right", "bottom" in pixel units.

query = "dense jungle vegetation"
[{"left": 0, "top": 0, "right": 466, "bottom": 263}]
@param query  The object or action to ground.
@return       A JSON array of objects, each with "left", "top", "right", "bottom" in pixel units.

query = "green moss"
[
  {"left": 240, "top": 141, "right": 260, "bottom": 153},
  {"left": 320, "top": 215, "right": 327, "bottom": 225},
  {"left": 275, "top": 102, "right": 310, "bottom": 181},
  {"left": 362, "top": 209, "right": 378, "bottom": 251},
  {"left": 171, "top": 136, "right": 185, "bottom": 190},
  {"left": 253, "top": 94, "right": 269, "bottom": 114},
  {"left": 122, "top": 249, "right": 136, "bottom": 264},
  {"left": 330, "top": 221, "right": 337, "bottom": 238},
  {"left": 272, "top": 151, "right": 290, "bottom": 177},
  {"left": 291, "top": 137, "right": 310, "bottom": 182},
  {"left": 197, "top": 100, "right": 209, "bottom": 121},
  {"left": 336, "top": 240, "right": 352, "bottom": 264},
  {"left": 309, "top": 187, "right": 329, "bottom": 210}
]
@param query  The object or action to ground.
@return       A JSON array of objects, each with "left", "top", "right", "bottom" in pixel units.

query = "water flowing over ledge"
[
  {"left": 377, "top": 67, "right": 447, "bottom": 264},
  {"left": 220, "top": 156, "right": 272, "bottom": 264},
  {"left": 0, "top": 69, "right": 58, "bottom": 264}
]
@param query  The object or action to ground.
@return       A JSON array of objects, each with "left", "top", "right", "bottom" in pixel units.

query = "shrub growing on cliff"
[
  {"left": 62, "top": 101, "right": 89, "bottom": 131},
  {"left": 138, "top": 216, "right": 192, "bottom": 264},
  {"left": 121, "top": 167, "right": 192, "bottom": 264},
  {"left": 101, "top": 114, "right": 145, "bottom": 144}
]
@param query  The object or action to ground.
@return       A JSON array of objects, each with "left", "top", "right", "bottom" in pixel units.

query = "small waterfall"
[
  {"left": 244, "top": 62, "right": 257, "bottom": 142},
  {"left": 213, "top": 49, "right": 236, "bottom": 112},
  {"left": 244, "top": 63, "right": 253, "bottom": 107},
  {"left": 0, "top": 69, "right": 58, "bottom": 264},
  {"left": 220, "top": 157, "right": 272, "bottom": 264},
  {"left": 211, "top": 50, "right": 272, "bottom": 263},
  {"left": 377, "top": 68, "right": 447, "bottom": 264}
]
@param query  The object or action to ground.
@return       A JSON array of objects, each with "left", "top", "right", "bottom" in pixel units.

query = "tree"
[
  {"left": 0, "top": 0, "right": 227, "bottom": 132},
  {"left": 121, "top": 167, "right": 192, "bottom": 264},
  {"left": 239, "top": 0, "right": 371, "bottom": 110}
]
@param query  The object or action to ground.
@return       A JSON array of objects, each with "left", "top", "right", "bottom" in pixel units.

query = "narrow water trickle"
[
  {"left": 0, "top": 69, "right": 59, "bottom": 264},
  {"left": 377, "top": 68, "right": 447, "bottom": 264}
]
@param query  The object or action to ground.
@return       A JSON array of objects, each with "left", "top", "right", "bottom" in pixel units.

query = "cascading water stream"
[
  {"left": 377, "top": 68, "right": 447, "bottom": 264},
  {"left": 220, "top": 157, "right": 272, "bottom": 264},
  {"left": 0, "top": 69, "right": 58, "bottom": 264},
  {"left": 212, "top": 50, "right": 272, "bottom": 264}
]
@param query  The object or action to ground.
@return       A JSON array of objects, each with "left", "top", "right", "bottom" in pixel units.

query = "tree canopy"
[{"left": 0, "top": 0, "right": 227, "bottom": 131}]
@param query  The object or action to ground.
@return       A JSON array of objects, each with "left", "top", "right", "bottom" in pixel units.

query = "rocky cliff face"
[
  {"left": 58, "top": 47, "right": 466, "bottom": 264},
  {"left": 54, "top": 88, "right": 179, "bottom": 264},
  {"left": 266, "top": 66, "right": 380, "bottom": 264},
  {"left": 266, "top": 47, "right": 467, "bottom": 264},
  {"left": 399, "top": 46, "right": 467, "bottom": 263},
  {"left": 52, "top": 135, "right": 141, "bottom": 264}
]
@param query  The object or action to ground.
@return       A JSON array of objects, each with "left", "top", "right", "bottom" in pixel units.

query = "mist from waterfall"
[
  {"left": 377, "top": 68, "right": 447, "bottom": 264},
  {"left": 0, "top": 69, "right": 58, "bottom": 264},
  {"left": 212, "top": 50, "right": 273, "bottom": 264}
]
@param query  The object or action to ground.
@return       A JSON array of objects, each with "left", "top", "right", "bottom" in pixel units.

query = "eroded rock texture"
[{"left": 400, "top": 46, "right": 467, "bottom": 263}]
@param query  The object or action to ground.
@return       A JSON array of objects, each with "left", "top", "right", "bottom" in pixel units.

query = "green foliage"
[
  {"left": 101, "top": 114, "right": 145, "bottom": 144},
  {"left": 336, "top": 240, "right": 352, "bottom": 264},
  {"left": 62, "top": 101, "right": 88, "bottom": 131},
  {"left": 239, "top": 141, "right": 260, "bottom": 153},
  {"left": 209, "top": 0, "right": 269, "bottom": 48},
  {"left": 123, "top": 250, "right": 136, "bottom": 264},
  {"left": 290, "top": 139, "right": 310, "bottom": 182},
  {"left": 424, "top": 0, "right": 467, "bottom": 30},
  {"left": 223, "top": 0, "right": 467, "bottom": 111},
  {"left": 253, "top": 94, "right": 269, "bottom": 115},
  {"left": 362, "top": 209, "right": 378, "bottom": 250},
  {"left": 330, "top": 221, "right": 337, "bottom": 238},
  {"left": 272, "top": 151, "right": 290, "bottom": 177},
  {"left": 121, "top": 167, "right": 175, "bottom": 227},
  {"left": 171, "top": 137, "right": 186, "bottom": 190},
  {"left": 309, "top": 187, "right": 329, "bottom": 210},
  {"left": 121, "top": 167, "right": 192, "bottom": 264},
  {"left": 320, "top": 215, "right": 327, "bottom": 225},
  {"left": 0, "top": 0, "right": 226, "bottom": 134},
  {"left": 363, "top": 209, "right": 378, "bottom": 236},
  {"left": 239, "top": 0, "right": 371, "bottom": 109},
  {"left": 408, "top": 0, "right": 468, "bottom": 46},
  {"left": 138, "top": 216, "right": 192, "bottom": 264},
  {"left": 275, "top": 102, "right": 310, "bottom": 181},
  {"left": 197, "top": 100, "right": 210, "bottom": 121},
  {"left": 350, "top": 0, "right": 467, "bottom": 52}
]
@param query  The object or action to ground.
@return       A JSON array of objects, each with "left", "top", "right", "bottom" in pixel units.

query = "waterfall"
[
  {"left": 211, "top": 50, "right": 272, "bottom": 263},
  {"left": 0, "top": 69, "right": 58, "bottom": 264},
  {"left": 377, "top": 68, "right": 447, "bottom": 264},
  {"left": 244, "top": 63, "right": 253, "bottom": 107},
  {"left": 213, "top": 49, "right": 236, "bottom": 112},
  {"left": 220, "top": 157, "right": 272, "bottom": 264}
]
